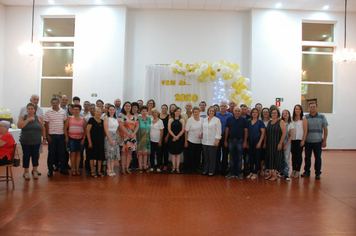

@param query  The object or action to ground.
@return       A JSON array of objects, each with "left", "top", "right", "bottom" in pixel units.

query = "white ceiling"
[{"left": 1, "top": 0, "right": 356, "bottom": 12}]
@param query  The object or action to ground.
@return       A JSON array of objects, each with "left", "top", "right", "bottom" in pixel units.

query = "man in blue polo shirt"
[
  {"left": 224, "top": 107, "right": 248, "bottom": 179},
  {"left": 215, "top": 101, "right": 233, "bottom": 175},
  {"left": 301, "top": 102, "right": 328, "bottom": 180}
]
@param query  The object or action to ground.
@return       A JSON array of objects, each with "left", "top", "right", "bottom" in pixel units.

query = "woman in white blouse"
[
  {"left": 201, "top": 106, "right": 221, "bottom": 177},
  {"left": 184, "top": 106, "right": 202, "bottom": 173},
  {"left": 150, "top": 108, "right": 164, "bottom": 172}
]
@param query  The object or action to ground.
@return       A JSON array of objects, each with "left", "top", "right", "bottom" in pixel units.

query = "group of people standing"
[{"left": 10, "top": 94, "right": 328, "bottom": 181}]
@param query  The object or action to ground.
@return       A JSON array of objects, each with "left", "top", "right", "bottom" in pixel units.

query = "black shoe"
[
  {"left": 60, "top": 170, "right": 69, "bottom": 175},
  {"left": 54, "top": 166, "right": 60, "bottom": 172},
  {"left": 47, "top": 171, "right": 53, "bottom": 177},
  {"left": 315, "top": 174, "right": 321, "bottom": 180},
  {"left": 301, "top": 172, "right": 310, "bottom": 177}
]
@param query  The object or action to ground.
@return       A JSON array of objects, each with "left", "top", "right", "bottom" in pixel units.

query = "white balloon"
[
  {"left": 174, "top": 64, "right": 179, "bottom": 69},
  {"left": 234, "top": 70, "right": 241, "bottom": 77},
  {"left": 212, "top": 62, "right": 219, "bottom": 71},
  {"left": 241, "top": 89, "right": 247, "bottom": 95},
  {"left": 3, "top": 109, "right": 11, "bottom": 115},
  {"left": 235, "top": 95, "right": 241, "bottom": 101},
  {"left": 232, "top": 76, "right": 238, "bottom": 82},
  {"left": 0, "top": 110, "right": 3, "bottom": 115},
  {"left": 178, "top": 67, "right": 183, "bottom": 72},
  {"left": 225, "top": 79, "right": 234, "bottom": 87},
  {"left": 228, "top": 69, "right": 234, "bottom": 75},
  {"left": 195, "top": 69, "right": 202, "bottom": 76},
  {"left": 215, "top": 71, "right": 223, "bottom": 78},
  {"left": 245, "top": 78, "right": 250, "bottom": 85},
  {"left": 182, "top": 67, "right": 187, "bottom": 73},
  {"left": 221, "top": 66, "right": 228, "bottom": 74},
  {"left": 246, "top": 91, "right": 252, "bottom": 97},
  {"left": 201, "top": 63, "right": 208, "bottom": 71},
  {"left": 171, "top": 63, "right": 175, "bottom": 67}
]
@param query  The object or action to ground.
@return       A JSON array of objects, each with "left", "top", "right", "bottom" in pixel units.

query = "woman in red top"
[
  {"left": 0, "top": 121, "right": 15, "bottom": 166},
  {"left": 64, "top": 105, "right": 86, "bottom": 176}
]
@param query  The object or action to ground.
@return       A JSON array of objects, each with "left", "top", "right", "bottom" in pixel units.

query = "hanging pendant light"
[
  {"left": 18, "top": 0, "right": 43, "bottom": 61},
  {"left": 333, "top": 0, "right": 356, "bottom": 65}
]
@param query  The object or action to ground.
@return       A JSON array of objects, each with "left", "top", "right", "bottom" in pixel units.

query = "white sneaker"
[
  {"left": 150, "top": 168, "right": 154, "bottom": 172},
  {"left": 23, "top": 172, "right": 30, "bottom": 180},
  {"left": 157, "top": 168, "right": 161, "bottom": 172}
]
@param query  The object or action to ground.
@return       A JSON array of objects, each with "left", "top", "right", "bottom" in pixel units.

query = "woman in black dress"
[
  {"left": 86, "top": 107, "right": 105, "bottom": 177},
  {"left": 168, "top": 107, "right": 185, "bottom": 173},
  {"left": 265, "top": 108, "right": 286, "bottom": 181}
]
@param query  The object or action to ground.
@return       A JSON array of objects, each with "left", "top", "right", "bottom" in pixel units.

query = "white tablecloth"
[{"left": 9, "top": 128, "right": 21, "bottom": 144}]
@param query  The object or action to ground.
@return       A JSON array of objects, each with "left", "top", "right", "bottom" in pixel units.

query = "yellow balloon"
[
  {"left": 242, "top": 94, "right": 250, "bottom": 101},
  {"left": 219, "top": 60, "right": 226, "bottom": 66},
  {"left": 194, "top": 62, "right": 200, "bottom": 68},
  {"left": 245, "top": 85, "right": 249, "bottom": 90},
  {"left": 185, "top": 64, "right": 191, "bottom": 68},
  {"left": 210, "top": 70, "right": 216, "bottom": 76},
  {"left": 230, "top": 93, "right": 237, "bottom": 100},
  {"left": 5, "top": 114, "right": 10, "bottom": 118},
  {"left": 208, "top": 67, "right": 213, "bottom": 72},
  {"left": 232, "top": 82, "right": 239, "bottom": 89},
  {"left": 173, "top": 68, "right": 178, "bottom": 73},
  {"left": 238, "top": 76, "right": 245, "bottom": 83},
  {"left": 179, "top": 63, "right": 183, "bottom": 67},
  {"left": 238, "top": 83, "right": 245, "bottom": 90},
  {"left": 191, "top": 67, "right": 196, "bottom": 72},
  {"left": 202, "top": 61, "right": 208, "bottom": 64},
  {"left": 198, "top": 76, "right": 205, "bottom": 82},
  {"left": 175, "top": 60, "right": 180, "bottom": 64},
  {"left": 208, "top": 62, "right": 214, "bottom": 67},
  {"left": 223, "top": 73, "right": 230, "bottom": 80},
  {"left": 235, "top": 89, "right": 242, "bottom": 95},
  {"left": 246, "top": 98, "right": 253, "bottom": 105},
  {"left": 0, "top": 114, "right": 6, "bottom": 118},
  {"left": 226, "top": 62, "right": 232, "bottom": 68},
  {"left": 210, "top": 75, "right": 217, "bottom": 81},
  {"left": 1, "top": 107, "right": 6, "bottom": 112},
  {"left": 232, "top": 63, "right": 239, "bottom": 71}
]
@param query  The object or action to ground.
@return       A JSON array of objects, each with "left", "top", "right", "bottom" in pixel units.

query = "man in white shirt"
[
  {"left": 81, "top": 101, "right": 90, "bottom": 119},
  {"left": 114, "top": 98, "right": 122, "bottom": 117},
  {"left": 199, "top": 101, "right": 207, "bottom": 118}
]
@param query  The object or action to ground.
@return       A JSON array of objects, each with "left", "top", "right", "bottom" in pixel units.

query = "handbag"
[{"left": 13, "top": 147, "right": 21, "bottom": 167}]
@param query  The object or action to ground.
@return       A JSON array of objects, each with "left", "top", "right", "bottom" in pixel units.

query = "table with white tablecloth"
[{"left": 9, "top": 128, "right": 21, "bottom": 144}]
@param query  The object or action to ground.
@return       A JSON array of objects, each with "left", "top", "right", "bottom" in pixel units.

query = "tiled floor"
[{"left": 0, "top": 148, "right": 355, "bottom": 235}]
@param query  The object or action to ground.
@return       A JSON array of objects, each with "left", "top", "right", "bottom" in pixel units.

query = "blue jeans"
[
  {"left": 283, "top": 143, "right": 291, "bottom": 176},
  {"left": 304, "top": 142, "right": 322, "bottom": 175},
  {"left": 228, "top": 139, "right": 243, "bottom": 175},
  {"left": 48, "top": 134, "right": 66, "bottom": 172},
  {"left": 248, "top": 139, "right": 261, "bottom": 174},
  {"left": 22, "top": 144, "right": 40, "bottom": 168}
]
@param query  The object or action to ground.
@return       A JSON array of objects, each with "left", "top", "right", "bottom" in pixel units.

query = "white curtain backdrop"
[{"left": 145, "top": 65, "right": 229, "bottom": 109}]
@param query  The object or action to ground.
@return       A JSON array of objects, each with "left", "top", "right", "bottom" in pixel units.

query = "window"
[
  {"left": 40, "top": 17, "right": 75, "bottom": 107},
  {"left": 301, "top": 22, "right": 335, "bottom": 113}
]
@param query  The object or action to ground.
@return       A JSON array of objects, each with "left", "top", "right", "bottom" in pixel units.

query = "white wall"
[
  {"left": 0, "top": 3, "right": 5, "bottom": 107},
  {"left": 251, "top": 9, "right": 356, "bottom": 149},
  {"left": 3, "top": 5, "right": 126, "bottom": 120},
  {"left": 125, "top": 9, "right": 251, "bottom": 102}
]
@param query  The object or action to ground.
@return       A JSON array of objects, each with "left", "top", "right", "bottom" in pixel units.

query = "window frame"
[
  {"left": 39, "top": 16, "right": 75, "bottom": 108},
  {"left": 301, "top": 20, "right": 337, "bottom": 114}
]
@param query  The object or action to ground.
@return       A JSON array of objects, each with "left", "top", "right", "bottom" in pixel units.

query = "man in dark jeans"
[
  {"left": 44, "top": 97, "right": 69, "bottom": 177},
  {"left": 301, "top": 102, "right": 328, "bottom": 180},
  {"left": 224, "top": 107, "right": 248, "bottom": 180},
  {"left": 215, "top": 101, "right": 233, "bottom": 176}
]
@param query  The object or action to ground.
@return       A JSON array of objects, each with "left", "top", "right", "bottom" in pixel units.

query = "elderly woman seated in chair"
[{"left": 0, "top": 121, "right": 15, "bottom": 166}]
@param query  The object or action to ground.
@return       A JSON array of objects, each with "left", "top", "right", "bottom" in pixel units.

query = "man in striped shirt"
[{"left": 44, "top": 97, "right": 68, "bottom": 177}]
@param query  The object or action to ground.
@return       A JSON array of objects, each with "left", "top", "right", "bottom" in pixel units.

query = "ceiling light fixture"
[
  {"left": 18, "top": 0, "right": 43, "bottom": 61},
  {"left": 47, "top": 29, "right": 52, "bottom": 32},
  {"left": 323, "top": 5, "right": 329, "bottom": 10},
  {"left": 333, "top": 0, "right": 356, "bottom": 65},
  {"left": 322, "top": 35, "right": 327, "bottom": 37},
  {"left": 48, "top": 0, "right": 54, "bottom": 4},
  {"left": 276, "top": 3, "right": 282, "bottom": 8}
]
